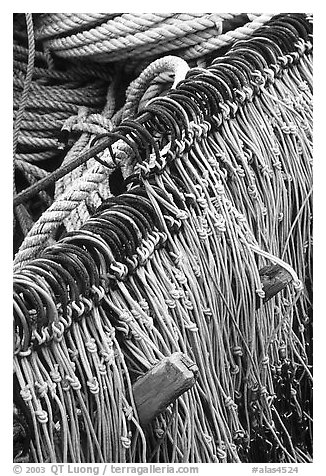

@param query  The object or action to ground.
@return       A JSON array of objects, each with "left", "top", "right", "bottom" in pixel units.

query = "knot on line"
[
  {"left": 121, "top": 435, "right": 132, "bottom": 449},
  {"left": 100, "top": 349, "right": 115, "bottom": 365},
  {"left": 256, "top": 287, "right": 265, "bottom": 299},
  {"left": 20, "top": 386, "right": 32, "bottom": 402},
  {"left": 215, "top": 183, "right": 226, "bottom": 195},
  {"left": 293, "top": 279, "right": 304, "bottom": 291},
  {"left": 131, "top": 328, "right": 143, "bottom": 341},
  {"left": 87, "top": 377, "right": 99, "bottom": 394},
  {"left": 119, "top": 311, "right": 133, "bottom": 323},
  {"left": 51, "top": 321, "right": 65, "bottom": 342},
  {"left": 123, "top": 405, "right": 133, "bottom": 421},
  {"left": 260, "top": 164, "right": 273, "bottom": 177},
  {"left": 130, "top": 309, "right": 142, "bottom": 320},
  {"left": 19, "top": 348, "right": 32, "bottom": 357},
  {"left": 231, "top": 364, "right": 240, "bottom": 375},
  {"left": 71, "top": 300, "right": 85, "bottom": 318},
  {"left": 232, "top": 346, "right": 243, "bottom": 357},
  {"left": 154, "top": 428, "right": 165, "bottom": 438},
  {"left": 35, "top": 382, "right": 48, "bottom": 398},
  {"left": 66, "top": 375, "right": 81, "bottom": 391},
  {"left": 92, "top": 285, "right": 105, "bottom": 302},
  {"left": 170, "top": 251, "right": 183, "bottom": 266},
  {"left": 165, "top": 298, "right": 176, "bottom": 309},
  {"left": 248, "top": 184, "right": 259, "bottom": 199},
  {"left": 50, "top": 365, "right": 62, "bottom": 383},
  {"left": 174, "top": 271, "right": 187, "bottom": 285},
  {"left": 68, "top": 349, "right": 79, "bottom": 362},
  {"left": 185, "top": 322, "right": 198, "bottom": 332},
  {"left": 260, "top": 386, "right": 269, "bottom": 397},
  {"left": 203, "top": 433, "right": 213, "bottom": 444},
  {"left": 214, "top": 214, "right": 226, "bottom": 232},
  {"left": 98, "top": 364, "right": 107, "bottom": 375},
  {"left": 216, "top": 447, "right": 227, "bottom": 460},
  {"left": 60, "top": 106, "right": 112, "bottom": 145},
  {"left": 224, "top": 396, "right": 236, "bottom": 409},
  {"left": 61, "top": 378, "right": 71, "bottom": 392},
  {"left": 110, "top": 262, "right": 129, "bottom": 280},
  {"left": 85, "top": 338, "right": 97, "bottom": 353},
  {"left": 170, "top": 288, "right": 182, "bottom": 300},
  {"left": 139, "top": 299, "right": 149, "bottom": 311},
  {"left": 184, "top": 299, "right": 194, "bottom": 310},
  {"left": 35, "top": 409, "right": 48, "bottom": 424}
]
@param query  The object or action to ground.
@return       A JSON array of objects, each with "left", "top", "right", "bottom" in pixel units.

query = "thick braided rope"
[
  {"left": 53, "top": 108, "right": 113, "bottom": 231},
  {"left": 13, "top": 42, "right": 112, "bottom": 81},
  {"left": 128, "top": 15, "right": 273, "bottom": 63},
  {"left": 83, "top": 14, "right": 272, "bottom": 65},
  {"left": 13, "top": 137, "right": 134, "bottom": 270},
  {"left": 13, "top": 42, "right": 48, "bottom": 63},
  {"left": 41, "top": 14, "right": 235, "bottom": 59},
  {"left": 13, "top": 47, "right": 111, "bottom": 172},
  {"left": 90, "top": 26, "right": 225, "bottom": 63},
  {"left": 13, "top": 14, "right": 35, "bottom": 160},
  {"left": 42, "top": 13, "right": 177, "bottom": 49},
  {"left": 137, "top": 73, "right": 175, "bottom": 112},
  {"left": 13, "top": 15, "right": 111, "bottom": 242},
  {"left": 37, "top": 13, "right": 229, "bottom": 48},
  {"left": 14, "top": 75, "right": 108, "bottom": 108},
  {"left": 181, "top": 13, "right": 274, "bottom": 59},
  {"left": 54, "top": 82, "right": 117, "bottom": 199},
  {"left": 54, "top": 135, "right": 91, "bottom": 200},
  {"left": 13, "top": 161, "right": 108, "bottom": 270},
  {"left": 35, "top": 13, "right": 118, "bottom": 39},
  {"left": 121, "top": 56, "right": 189, "bottom": 121},
  {"left": 14, "top": 14, "right": 36, "bottom": 237}
]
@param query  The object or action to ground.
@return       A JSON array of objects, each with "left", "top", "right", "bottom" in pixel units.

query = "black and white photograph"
[{"left": 11, "top": 6, "right": 316, "bottom": 473}]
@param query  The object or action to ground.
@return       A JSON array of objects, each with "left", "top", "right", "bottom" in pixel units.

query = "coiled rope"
[
  {"left": 35, "top": 13, "right": 272, "bottom": 63},
  {"left": 13, "top": 14, "right": 113, "bottom": 251}
]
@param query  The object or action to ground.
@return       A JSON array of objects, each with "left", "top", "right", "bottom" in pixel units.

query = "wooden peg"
[
  {"left": 259, "top": 264, "right": 293, "bottom": 304},
  {"left": 133, "top": 352, "right": 198, "bottom": 427}
]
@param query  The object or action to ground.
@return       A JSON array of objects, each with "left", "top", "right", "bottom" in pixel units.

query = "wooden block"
[
  {"left": 133, "top": 352, "right": 198, "bottom": 427},
  {"left": 259, "top": 264, "right": 293, "bottom": 304}
]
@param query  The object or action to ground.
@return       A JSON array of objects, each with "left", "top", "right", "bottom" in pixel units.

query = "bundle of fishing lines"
[{"left": 13, "top": 13, "right": 313, "bottom": 464}]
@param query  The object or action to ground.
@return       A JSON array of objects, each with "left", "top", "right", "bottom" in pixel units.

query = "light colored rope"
[
  {"left": 13, "top": 13, "right": 313, "bottom": 464},
  {"left": 13, "top": 162, "right": 108, "bottom": 270},
  {"left": 13, "top": 18, "right": 113, "bottom": 246},
  {"left": 122, "top": 56, "right": 189, "bottom": 121},
  {"left": 43, "top": 14, "right": 177, "bottom": 49},
  {"left": 14, "top": 13, "right": 36, "bottom": 237},
  {"left": 54, "top": 107, "right": 113, "bottom": 231},
  {"left": 13, "top": 14, "right": 35, "bottom": 159},
  {"left": 94, "top": 27, "right": 224, "bottom": 64},
  {"left": 13, "top": 134, "right": 136, "bottom": 271},
  {"left": 41, "top": 14, "right": 236, "bottom": 60},
  {"left": 35, "top": 13, "right": 118, "bottom": 39},
  {"left": 181, "top": 13, "right": 274, "bottom": 60}
]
